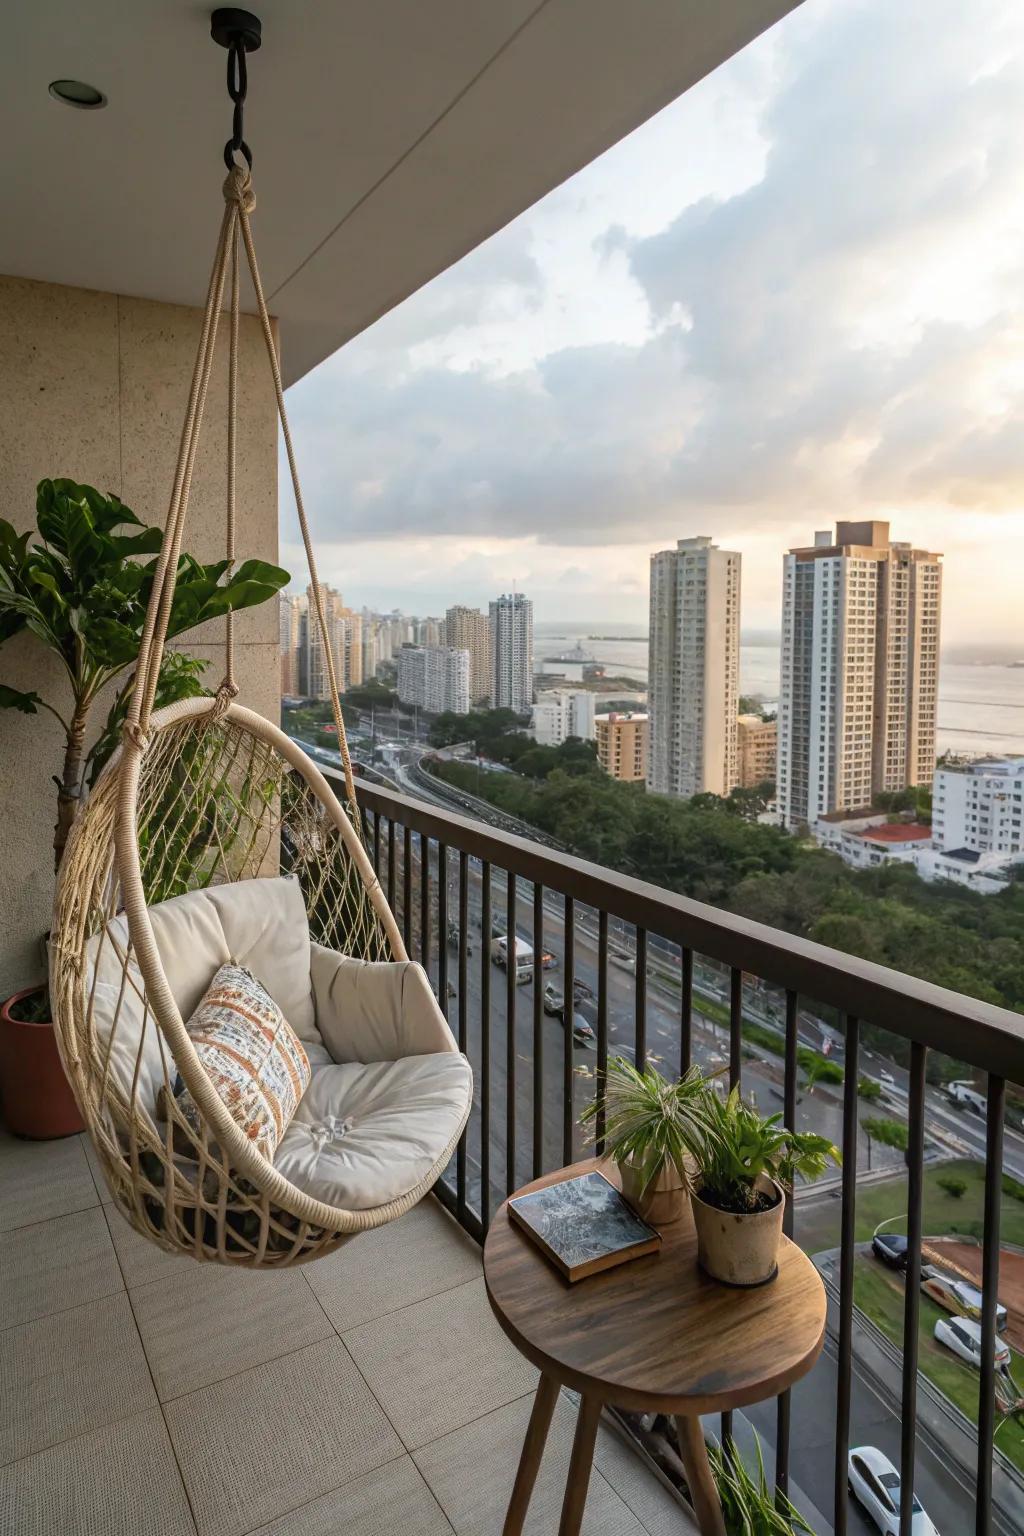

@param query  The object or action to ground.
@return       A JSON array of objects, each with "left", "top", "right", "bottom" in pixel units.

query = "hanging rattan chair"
[{"left": 49, "top": 13, "right": 472, "bottom": 1268}]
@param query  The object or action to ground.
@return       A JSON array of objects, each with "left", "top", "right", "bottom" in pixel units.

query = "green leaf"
[{"left": 0, "top": 683, "right": 41, "bottom": 713}]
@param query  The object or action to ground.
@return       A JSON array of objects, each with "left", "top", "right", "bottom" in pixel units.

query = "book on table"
[{"left": 508, "top": 1169, "right": 661, "bottom": 1282}]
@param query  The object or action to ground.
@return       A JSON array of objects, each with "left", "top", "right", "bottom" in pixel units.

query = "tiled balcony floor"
[{"left": 0, "top": 1131, "right": 697, "bottom": 1535}]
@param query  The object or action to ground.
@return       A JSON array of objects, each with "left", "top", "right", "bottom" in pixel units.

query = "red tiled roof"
[{"left": 856, "top": 823, "right": 931, "bottom": 844}]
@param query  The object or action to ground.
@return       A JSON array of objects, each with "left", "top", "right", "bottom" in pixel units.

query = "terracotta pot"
[
  {"left": 691, "top": 1174, "right": 784, "bottom": 1287},
  {"left": 618, "top": 1157, "right": 687, "bottom": 1228},
  {"left": 0, "top": 987, "right": 84, "bottom": 1139}
]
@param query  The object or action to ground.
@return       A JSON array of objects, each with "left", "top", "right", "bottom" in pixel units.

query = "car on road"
[
  {"left": 934, "top": 1315, "right": 1010, "bottom": 1369},
  {"left": 878, "top": 1067, "right": 896, "bottom": 1089},
  {"left": 847, "top": 1446, "right": 938, "bottom": 1534},
  {"left": 543, "top": 985, "right": 564, "bottom": 1016},
  {"left": 947, "top": 1080, "right": 987, "bottom": 1115},
  {"left": 871, "top": 1232, "right": 909, "bottom": 1270},
  {"left": 567, "top": 1012, "right": 595, "bottom": 1048},
  {"left": 921, "top": 1265, "right": 1008, "bottom": 1332}
]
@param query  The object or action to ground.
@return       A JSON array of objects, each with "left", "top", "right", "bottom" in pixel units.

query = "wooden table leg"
[
  {"left": 674, "top": 1416, "right": 726, "bottom": 1536},
  {"left": 558, "top": 1394, "right": 603, "bottom": 1535},
  {"left": 502, "top": 1373, "right": 560, "bottom": 1535}
]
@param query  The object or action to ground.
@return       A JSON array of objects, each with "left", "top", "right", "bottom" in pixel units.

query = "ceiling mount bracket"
[{"left": 210, "top": 9, "right": 262, "bottom": 53}]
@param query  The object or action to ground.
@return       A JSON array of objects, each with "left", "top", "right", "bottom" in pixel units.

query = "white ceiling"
[{"left": 0, "top": 1, "right": 799, "bottom": 385}]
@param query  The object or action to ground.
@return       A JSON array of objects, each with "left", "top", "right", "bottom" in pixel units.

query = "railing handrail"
[{"left": 341, "top": 770, "right": 1024, "bottom": 1080}]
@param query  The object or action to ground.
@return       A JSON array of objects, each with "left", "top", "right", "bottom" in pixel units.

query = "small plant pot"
[
  {"left": 691, "top": 1174, "right": 784, "bottom": 1287},
  {"left": 618, "top": 1157, "right": 687, "bottom": 1228},
  {"left": 0, "top": 987, "right": 84, "bottom": 1140}
]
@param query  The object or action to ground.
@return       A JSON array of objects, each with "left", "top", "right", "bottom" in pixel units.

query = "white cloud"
[{"left": 281, "top": 0, "right": 1024, "bottom": 639}]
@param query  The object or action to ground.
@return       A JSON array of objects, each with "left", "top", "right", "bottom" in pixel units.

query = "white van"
[{"left": 491, "top": 935, "right": 534, "bottom": 984}]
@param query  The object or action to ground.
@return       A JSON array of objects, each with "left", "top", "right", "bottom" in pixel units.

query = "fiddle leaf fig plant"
[{"left": 0, "top": 478, "right": 288, "bottom": 873}]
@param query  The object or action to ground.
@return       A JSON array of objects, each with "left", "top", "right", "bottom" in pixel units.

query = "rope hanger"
[{"left": 125, "top": 11, "right": 358, "bottom": 814}]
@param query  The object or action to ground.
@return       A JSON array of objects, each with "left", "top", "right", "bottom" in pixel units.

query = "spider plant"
[
  {"left": 707, "top": 1434, "right": 815, "bottom": 1535},
  {"left": 696, "top": 1086, "right": 840, "bottom": 1214},
  {"left": 580, "top": 1058, "right": 718, "bottom": 1198}
]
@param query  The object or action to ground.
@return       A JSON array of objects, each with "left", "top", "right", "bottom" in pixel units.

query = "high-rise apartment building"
[
  {"left": 737, "top": 714, "right": 778, "bottom": 789},
  {"left": 305, "top": 585, "right": 363, "bottom": 699},
  {"left": 397, "top": 645, "right": 471, "bottom": 715},
  {"left": 647, "top": 536, "right": 740, "bottom": 798},
  {"left": 596, "top": 712, "right": 649, "bottom": 782},
  {"left": 777, "top": 521, "right": 942, "bottom": 828},
  {"left": 489, "top": 593, "right": 533, "bottom": 713},
  {"left": 443, "top": 605, "right": 492, "bottom": 705},
  {"left": 932, "top": 757, "right": 1024, "bottom": 858},
  {"left": 278, "top": 592, "right": 307, "bottom": 697}
]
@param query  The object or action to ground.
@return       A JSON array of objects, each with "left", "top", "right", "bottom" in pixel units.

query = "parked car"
[
  {"left": 934, "top": 1315, "right": 1010, "bottom": 1369},
  {"left": 567, "top": 1012, "right": 595, "bottom": 1048},
  {"left": 848, "top": 1446, "right": 938, "bottom": 1535},
  {"left": 921, "top": 1265, "right": 1008, "bottom": 1332},
  {"left": 543, "top": 985, "right": 565, "bottom": 1016},
  {"left": 572, "top": 978, "right": 594, "bottom": 1001},
  {"left": 872, "top": 1232, "right": 909, "bottom": 1270}
]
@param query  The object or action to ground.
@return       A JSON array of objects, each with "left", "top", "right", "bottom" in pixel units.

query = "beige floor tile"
[
  {"left": 0, "top": 1408, "right": 195, "bottom": 1536},
  {"left": 306, "top": 1198, "right": 482, "bottom": 1334},
  {"left": 0, "top": 1129, "right": 97, "bottom": 1232},
  {"left": 343, "top": 1275, "right": 537, "bottom": 1452},
  {"left": 595, "top": 1425, "right": 699, "bottom": 1535},
  {"left": 131, "top": 1258, "right": 334, "bottom": 1401},
  {"left": 248, "top": 1453, "right": 453, "bottom": 1535},
  {"left": 0, "top": 1291, "right": 156, "bottom": 1465},
  {"left": 80, "top": 1130, "right": 116, "bottom": 1203},
  {"left": 104, "top": 1202, "right": 191, "bottom": 1288},
  {"left": 414, "top": 1392, "right": 646, "bottom": 1535},
  {"left": 164, "top": 1335, "right": 403, "bottom": 1536},
  {"left": 0, "top": 1204, "right": 123, "bottom": 1331}
]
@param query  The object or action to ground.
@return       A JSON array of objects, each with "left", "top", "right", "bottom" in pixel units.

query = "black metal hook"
[{"left": 211, "top": 9, "right": 261, "bottom": 171}]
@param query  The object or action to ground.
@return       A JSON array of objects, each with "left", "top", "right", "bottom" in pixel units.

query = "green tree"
[{"left": 863, "top": 1117, "right": 909, "bottom": 1152}]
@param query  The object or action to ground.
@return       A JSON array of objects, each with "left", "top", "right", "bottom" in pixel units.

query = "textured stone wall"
[{"left": 0, "top": 274, "right": 279, "bottom": 997}]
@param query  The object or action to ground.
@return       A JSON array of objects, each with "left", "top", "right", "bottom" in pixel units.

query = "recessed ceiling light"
[{"left": 48, "top": 79, "right": 107, "bottom": 110}]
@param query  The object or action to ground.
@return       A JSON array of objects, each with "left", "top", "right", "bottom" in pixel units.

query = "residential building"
[
  {"left": 777, "top": 522, "right": 942, "bottom": 829},
  {"left": 278, "top": 592, "right": 307, "bottom": 697},
  {"left": 530, "top": 689, "right": 596, "bottom": 746},
  {"left": 933, "top": 757, "right": 1024, "bottom": 858},
  {"left": 489, "top": 592, "right": 534, "bottom": 713},
  {"left": 814, "top": 808, "right": 1013, "bottom": 893},
  {"left": 304, "top": 585, "right": 363, "bottom": 698},
  {"left": 443, "top": 605, "right": 492, "bottom": 704},
  {"left": 397, "top": 645, "right": 471, "bottom": 715},
  {"left": 596, "top": 712, "right": 649, "bottom": 782},
  {"left": 414, "top": 616, "right": 441, "bottom": 648},
  {"left": 737, "top": 714, "right": 777, "bottom": 789},
  {"left": 647, "top": 536, "right": 740, "bottom": 799}
]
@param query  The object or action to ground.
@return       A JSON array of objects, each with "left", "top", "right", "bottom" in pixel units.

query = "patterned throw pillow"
[{"left": 173, "top": 963, "right": 311, "bottom": 1160}]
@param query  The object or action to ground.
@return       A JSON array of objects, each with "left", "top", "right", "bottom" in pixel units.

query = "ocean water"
[{"left": 535, "top": 624, "right": 1024, "bottom": 758}]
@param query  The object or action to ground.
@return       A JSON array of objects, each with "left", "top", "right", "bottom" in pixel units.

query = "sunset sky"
[{"left": 281, "top": 0, "right": 1024, "bottom": 646}]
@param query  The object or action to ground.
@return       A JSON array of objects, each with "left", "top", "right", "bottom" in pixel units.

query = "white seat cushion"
[{"left": 273, "top": 1053, "right": 473, "bottom": 1210}]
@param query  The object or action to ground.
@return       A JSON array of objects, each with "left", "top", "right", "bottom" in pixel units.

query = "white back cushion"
[{"left": 82, "top": 876, "right": 319, "bottom": 1123}]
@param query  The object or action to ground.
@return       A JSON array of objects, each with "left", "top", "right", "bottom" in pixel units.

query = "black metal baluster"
[
  {"left": 506, "top": 869, "right": 517, "bottom": 1196},
  {"left": 563, "top": 896, "right": 575, "bottom": 1166},
  {"left": 532, "top": 882, "right": 544, "bottom": 1179},
  {"left": 977, "top": 1074, "right": 1006, "bottom": 1536},
  {"left": 834, "top": 1014, "right": 860, "bottom": 1536},
  {"left": 371, "top": 810, "right": 381, "bottom": 876},
  {"left": 900, "top": 1042, "right": 927, "bottom": 1536},
  {"left": 386, "top": 818, "right": 396, "bottom": 920},
  {"left": 680, "top": 946, "right": 693, "bottom": 1074},
  {"left": 402, "top": 825, "right": 412, "bottom": 953},
  {"left": 437, "top": 844, "right": 448, "bottom": 1018},
  {"left": 480, "top": 862, "right": 492, "bottom": 1228},
  {"left": 419, "top": 833, "right": 431, "bottom": 972},
  {"left": 635, "top": 927, "right": 647, "bottom": 1070},
  {"left": 729, "top": 966, "right": 743, "bottom": 1088},
  {"left": 775, "top": 988, "right": 799, "bottom": 1503},
  {"left": 456, "top": 851, "right": 468, "bottom": 1224},
  {"left": 596, "top": 910, "right": 609, "bottom": 1152}
]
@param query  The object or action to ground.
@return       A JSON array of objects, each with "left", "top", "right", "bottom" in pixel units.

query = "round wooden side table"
[{"left": 483, "top": 1159, "right": 826, "bottom": 1536}]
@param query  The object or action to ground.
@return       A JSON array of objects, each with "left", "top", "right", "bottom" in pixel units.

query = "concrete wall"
[{"left": 0, "top": 274, "right": 279, "bottom": 998}]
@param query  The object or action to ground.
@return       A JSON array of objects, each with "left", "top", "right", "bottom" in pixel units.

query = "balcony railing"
[{"left": 330, "top": 767, "right": 1023, "bottom": 1536}]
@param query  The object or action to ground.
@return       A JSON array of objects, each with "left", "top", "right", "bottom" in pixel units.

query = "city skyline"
[{"left": 279, "top": 0, "right": 1024, "bottom": 647}]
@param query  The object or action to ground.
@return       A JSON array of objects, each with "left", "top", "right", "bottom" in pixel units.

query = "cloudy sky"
[{"left": 281, "top": 0, "right": 1024, "bottom": 645}]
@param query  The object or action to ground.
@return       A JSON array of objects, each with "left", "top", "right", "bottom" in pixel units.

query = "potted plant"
[
  {"left": 580, "top": 1058, "right": 715, "bottom": 1226},
  {"left": 689, "top": 1086, "right": 839, "bottom": 1286},
  {"left": 0, "top": 478, "right": 287, "bottom": 1138},
  {"left": 705, "top": 1433, "right": 814, "bottom": 1535}
]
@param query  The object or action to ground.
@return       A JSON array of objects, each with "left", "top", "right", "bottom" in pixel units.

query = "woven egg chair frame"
[{"left": 50, "top": 30, "right": 469, "bottom": 1268}]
